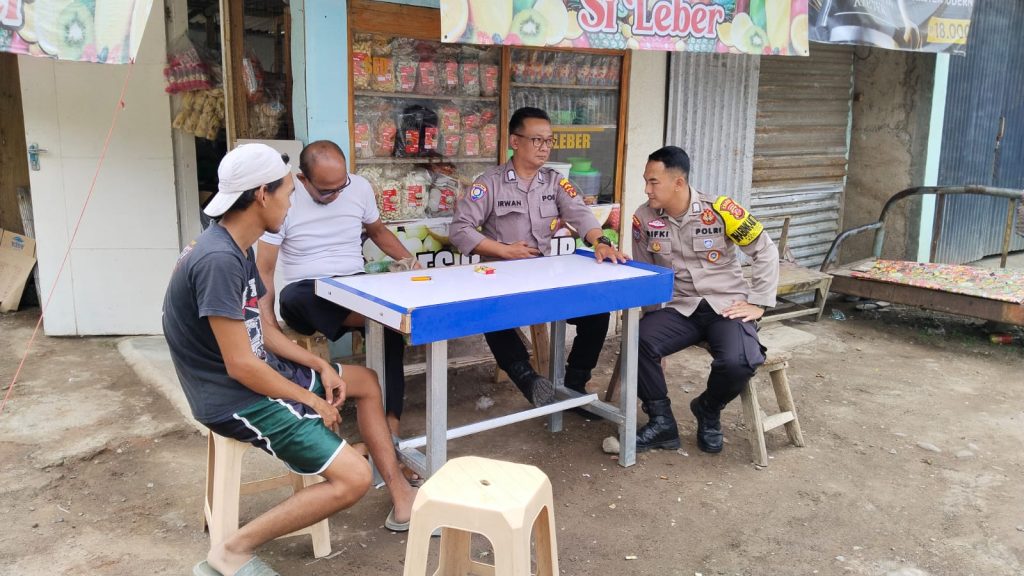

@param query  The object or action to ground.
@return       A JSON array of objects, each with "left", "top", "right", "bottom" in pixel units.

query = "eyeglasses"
[
  {"left": 513, "top": 133, "right": 555, "bottom": 149},
  {"left": 307, "top": 175, "right": 352, "bottom": 198}
]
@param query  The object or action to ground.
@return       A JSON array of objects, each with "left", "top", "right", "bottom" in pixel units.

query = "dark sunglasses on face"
[{"left": 307, "top": 175, "right": 352, "bottom": 198}]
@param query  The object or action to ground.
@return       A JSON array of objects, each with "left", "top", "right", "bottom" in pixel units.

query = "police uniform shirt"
[
  {"left": 631, "top": 191, "right": 780, "bottom": 316},
  {"left": 450, "top": 161, "right": 601, "bottom": 257}
]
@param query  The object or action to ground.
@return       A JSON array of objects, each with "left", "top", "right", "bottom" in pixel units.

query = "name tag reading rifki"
[{"left": 549, "top": 237, "right": 576, "bottom": 256}]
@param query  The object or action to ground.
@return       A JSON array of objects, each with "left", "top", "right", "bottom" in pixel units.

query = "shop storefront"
[{"left": 346, "top": 0, "right": 630, "bottom": 271}]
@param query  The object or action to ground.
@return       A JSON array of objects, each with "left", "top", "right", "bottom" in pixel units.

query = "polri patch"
[
  {"left": 558, "top": 177, "right": 578, "bottom": 198},
  {"left": 707, "top": 250, "right": 721, "bottom": 263},
  {"left": 632, "top": 215, "right": 642, "bottom": 231},
  {"left": 701, "top": 209, "right": 716, "bottom": 225},
  {"left": 470, "top": 184, "right": 486, "bottom": 201},
  {"left": 506, "top": 170, "right": 517, "bottom": 182},
  {"left": 703, "top": 238, "right": 714, "bottom": 249},
  {"left": 691, "top": 202, "right": 701, "bottom": 214}
]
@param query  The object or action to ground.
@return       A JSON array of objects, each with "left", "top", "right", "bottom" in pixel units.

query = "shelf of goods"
[{"left": 347, "top": 3, "right": 629, "bottom": 274}]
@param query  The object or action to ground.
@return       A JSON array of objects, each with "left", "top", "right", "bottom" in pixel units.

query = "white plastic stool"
[
  {"left": 403, "top": 456, "right": 559, "bottom": 576},
  {"left": 202, "top": 432, "right": 332, "bottom": 558}
]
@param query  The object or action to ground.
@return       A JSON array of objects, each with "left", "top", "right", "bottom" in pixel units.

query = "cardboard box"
[{"left": 0, "top": 228, "right": 37, "bottom": 312}]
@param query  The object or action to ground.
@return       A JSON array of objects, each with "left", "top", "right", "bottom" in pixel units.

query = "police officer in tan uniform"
[
  {"left": 450, "top": 107, "right": 628, "bottom": 407},
  {"left": 631, "top": 146, "right": 779, "bottom": 452}
]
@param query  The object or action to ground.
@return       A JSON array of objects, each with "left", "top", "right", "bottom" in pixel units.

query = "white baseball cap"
[{"left": 204, "top": 143, "right": 292, "bottom": 217}]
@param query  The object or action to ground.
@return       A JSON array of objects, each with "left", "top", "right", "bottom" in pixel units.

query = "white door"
[{"left": 18, "top": 5, "right": 179, "bottom": 335}]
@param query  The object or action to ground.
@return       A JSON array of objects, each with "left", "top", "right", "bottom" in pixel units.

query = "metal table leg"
[
  {"left": 365, "top": 321, "right": 386, "bottom": 402},
  {"left": 547, "top": 320, "right": 567, "bottom": 433},
  {"left": 618, "top": 307, "right": 639, "bottom": 467},
  {"left": 425, "top": 340, "right": 448, "bottom": 476}
]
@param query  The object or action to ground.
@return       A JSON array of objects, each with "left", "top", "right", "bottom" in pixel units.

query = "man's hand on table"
[
  {"left": 594, "top": 242, "right": 629, "bottom": 264},
  {"left": 722, "top": 301, "right": 765, "bottom": 322}
]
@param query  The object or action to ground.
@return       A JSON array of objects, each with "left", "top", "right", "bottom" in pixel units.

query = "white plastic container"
[{"left": 544, "top": 162, "right": 572, "bottom": 179}]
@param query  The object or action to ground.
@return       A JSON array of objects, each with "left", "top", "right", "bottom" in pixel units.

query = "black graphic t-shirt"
[{"left": 162, "top": 223, "right": 304, "bottom": 424}]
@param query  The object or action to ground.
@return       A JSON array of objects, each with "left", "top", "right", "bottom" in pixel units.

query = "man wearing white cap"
[{"left": 163, "top": 144, "right": 418, "bottom": 576}]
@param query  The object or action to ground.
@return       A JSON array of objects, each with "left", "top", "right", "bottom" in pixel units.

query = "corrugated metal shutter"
[
  {"left": 751, "top": 44, "right": 854, "bottom": 267},
  {"left": 666, "top": 53, "right": 760, "bottom": 205},
  {"left": 933, "top": 0, "right": 1024, "bottom": 264}
]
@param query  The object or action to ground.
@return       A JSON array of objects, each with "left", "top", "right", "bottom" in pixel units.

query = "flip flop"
[
  {"left": 384, "top": 507, "right": 410, "bottom": 532},
  {"left": 193, "top": 556, "right": 280, "bottom": 576}
]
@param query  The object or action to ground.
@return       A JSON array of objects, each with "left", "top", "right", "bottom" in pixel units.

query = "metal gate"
[
  {"left": 934, "top": 0, "right": 1024, "bottom": 264},
  {"left": 750, "top": 44, "right": 855, "bottom": 267}
]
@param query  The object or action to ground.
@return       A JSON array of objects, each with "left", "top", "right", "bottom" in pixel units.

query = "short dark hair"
[
  {"left": 221, "top": 177, "right": 286, "bottom": 217},
  {"left": 299, "top": 140, "right": 346, "bottom": 178},
  {"left": 648, "top": 146, "right": 690, "bottom": 177},
  {"left": 509, "top": 107, "right": 551, "bottom": 135}
]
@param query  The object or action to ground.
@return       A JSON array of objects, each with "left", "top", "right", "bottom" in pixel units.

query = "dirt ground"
[{"left": 1, "top": 300, "right": 1023, "bottom": 576}]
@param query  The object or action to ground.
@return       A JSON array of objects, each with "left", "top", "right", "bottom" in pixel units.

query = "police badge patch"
[
  {"left": 700, "top": 209, "right": 716, "bottom": 225},
  {"left": 558, "top": 177, "right": 578, "bottom": 198},
  {"left": 470, "top": 184, "right": 486, "bottom": 201}
]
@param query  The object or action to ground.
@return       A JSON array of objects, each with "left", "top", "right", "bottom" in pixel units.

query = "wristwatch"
[{"left": 595, "top": 236, "right": 613, "bottom": 248}]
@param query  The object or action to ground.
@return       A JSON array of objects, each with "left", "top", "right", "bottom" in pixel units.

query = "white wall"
[
  {"left": 620, "top": 50, "right": 667, "bottom": 256},
  {"left": 19, "top": 6, "right": 179, "bottom": 335}
]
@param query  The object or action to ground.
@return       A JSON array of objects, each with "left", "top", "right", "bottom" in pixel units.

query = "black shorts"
[{"left": 280, "top": 279, "right": 355, "bottom": 341}]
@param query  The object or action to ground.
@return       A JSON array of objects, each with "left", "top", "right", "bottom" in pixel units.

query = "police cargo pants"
[
  {"left": 484, "top": 312, "right": 610, "bottom": 374},
  {"left": 636, "top": 302, "right": 766, "bottom": 408}
]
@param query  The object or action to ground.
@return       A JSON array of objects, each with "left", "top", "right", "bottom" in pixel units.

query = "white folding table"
[{"left": 316, "top": 251, "right": 673, "bottom": 477}]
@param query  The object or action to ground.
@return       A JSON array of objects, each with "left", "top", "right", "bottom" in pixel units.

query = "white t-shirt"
[{"left": 261, "top": 174, "right": 380, "bottom": 286}]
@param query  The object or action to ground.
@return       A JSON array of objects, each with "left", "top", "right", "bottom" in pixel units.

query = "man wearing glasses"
[
  {"left": 257, "top": 140, "right": 414, "bottom": 436},
  {"left": 450, "top": 107, "right": 629, "bottom": 408}
]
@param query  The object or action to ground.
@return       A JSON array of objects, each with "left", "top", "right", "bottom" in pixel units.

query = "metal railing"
[{"left": 820, "top": 185, "right": 1024, "bottom": 273}]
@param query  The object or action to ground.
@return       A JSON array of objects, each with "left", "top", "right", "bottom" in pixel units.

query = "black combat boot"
[
  {"left": 690, "top": 395, "right": 724, "bottom": 453},
  {"left": 636, "top": 398, "right": 680, "bottom": 452},
  {"left": 563, "top": 367, "right": 593, "bottom": 418},
  {"left": 507, "top": 361, "right": 555, "bottom": 406}
]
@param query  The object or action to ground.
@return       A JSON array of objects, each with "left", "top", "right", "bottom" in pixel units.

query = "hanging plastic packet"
[
  {"left": 371, "top": 36, "right": 395, "bottom": 92},
  {"left": 352, "top": 34, "right": 373, "bottom": 90},
  {"left": 481, "top": 124, "right": 499, "bottom": 157},
  {"left": 402, "top": 169, "right": 432, "bottom": 219},
  {"left": 460, "top": 52, "right": 481, "bottom": 97},
  {"left": 428, "top": 173, "right": 460, "bottom": 217},
  {"left": 393, "top": 38, "right": 418, "bottom": 93}
]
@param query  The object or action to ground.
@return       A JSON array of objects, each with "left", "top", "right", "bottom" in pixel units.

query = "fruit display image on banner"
[
  {"left": 441, "top": 0, "right": 810, "bottom": 56},
  {"left": 0, "top": 0, "right": 153, "bottom": 63},
  {"left": 808, "top": 0, "right": 975, "bottom": 55}
]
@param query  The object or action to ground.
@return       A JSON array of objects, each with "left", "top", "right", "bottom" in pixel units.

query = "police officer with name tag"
[
  {"left": 450, "top": 107, "right": 629, "bottom": 407},
  {"left": 630, "top": 146, "right": 779, "bottom": 453}
]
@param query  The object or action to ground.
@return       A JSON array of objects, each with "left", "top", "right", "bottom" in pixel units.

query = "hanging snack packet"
[
  {"left": 481, "top": 124, "right": 499, "bottom": 157},
  {"left": 402, "top": 169, "right": 431, "bottom": 219},
  {"left": 441, "top": 134, "right": 461, "bottom": 157},
  {"left": 462, "top": 132, "right": 481, "bottom": 157},
  {"left": 481, "top": 64, "right": 500, "bottom": 97},
  {"left": 373, "top": 113, "right": 398, "bottom": 157},
  {"left": 460, "top": 60, "right": 481, "bottom": 97},
  {"left": 352, "top": 34, "right": 373, "bottom": 90},
  {"left": 370, "top": 36, "right": 395, "bottom": 92}
]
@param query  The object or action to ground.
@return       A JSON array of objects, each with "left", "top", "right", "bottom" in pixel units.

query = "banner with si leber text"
[
  {"left": 1, "top": 0, "right": 153, "bottom": 64},
  {"left": 441, "top": 0, "right": 810, "bottom": 56}
]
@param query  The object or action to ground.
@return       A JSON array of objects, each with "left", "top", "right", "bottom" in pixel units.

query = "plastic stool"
[
  {"left": 202, "top": 432, "right": 332, "bottom": 558},
  {"left": 403, "top": 456, "right": 559, "bottom": 576}
]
